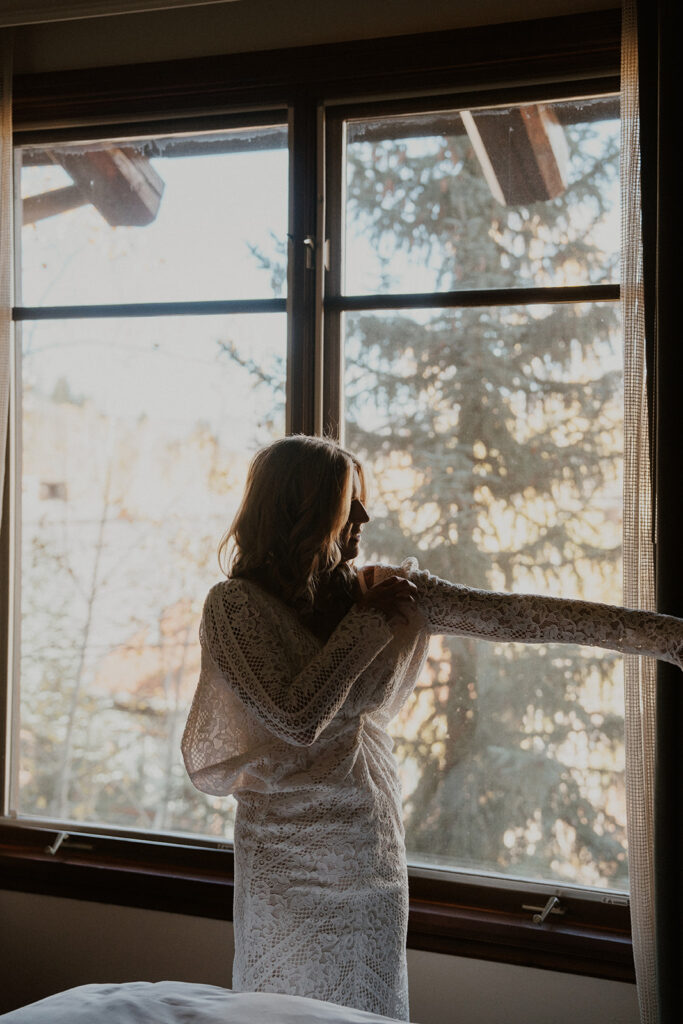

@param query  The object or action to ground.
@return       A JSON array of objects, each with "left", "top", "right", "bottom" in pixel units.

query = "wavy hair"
[{"left": 219, "top": 435, "right": 365, "bottom": 612}]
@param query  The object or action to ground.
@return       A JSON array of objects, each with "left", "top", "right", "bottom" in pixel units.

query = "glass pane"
[
  {"left": 16, "top": 313, "right": 285, "bottom": 838},
  {"left": 344, "top": 302, "right": 627, "bottom": 890},
  {"left": 18, "top": 124, "right": 288, "bottom": 306},
  {"left": 344, "top": 96, "right": 619, "bottom": 295}
]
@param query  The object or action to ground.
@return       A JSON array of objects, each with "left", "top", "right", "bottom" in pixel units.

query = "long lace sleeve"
[
  {"left": 199, "top": 580, "right": 394, "bottom": 747},
  {"left": 401, "top": 561, "right": 683, "bottom": 669}
]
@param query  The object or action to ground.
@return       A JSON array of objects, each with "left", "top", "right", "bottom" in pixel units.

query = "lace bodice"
[{"left": 200, "top": 579, "right": 393, "bottom": 747}]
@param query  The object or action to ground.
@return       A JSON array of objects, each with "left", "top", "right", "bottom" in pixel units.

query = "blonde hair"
[{"left": 219, "top": 435, "right": 365, "bottom": 610}]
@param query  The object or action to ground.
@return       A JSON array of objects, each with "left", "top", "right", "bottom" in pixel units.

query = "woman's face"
[{"left": 338, "top": 470, "right": 370, "bottom": 562}]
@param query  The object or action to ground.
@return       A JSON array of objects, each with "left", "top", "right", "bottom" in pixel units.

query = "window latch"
[
  {"left": 522, "top": 896, "right": 564, "bottom": 924},
  {"left": 45, "top": 831, "right": 69, "bottom": 855},
  {"left": 44, "top": 830, "right": 95, "bottom": 855},
  {"left": 303, "top": 235, "right": 315, "bottom": 269}
]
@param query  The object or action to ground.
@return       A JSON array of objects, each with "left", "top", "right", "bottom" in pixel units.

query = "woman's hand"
[{"left": 358, "top": 575, "right": 418, "bottom": 627}]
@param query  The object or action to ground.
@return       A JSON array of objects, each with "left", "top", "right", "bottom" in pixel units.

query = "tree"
[
  {"left": 18, "top": 388, "right": 240, "bottom": 839},
  {"left": 342, "top": 100, "right": 625, "bottom": 886}
]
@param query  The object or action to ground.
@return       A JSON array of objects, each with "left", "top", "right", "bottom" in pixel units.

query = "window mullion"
[
  {"left": 321, "top": 109, "right": 345, "bottom": 441},
  {"left": 287, "top": 91, "right": 319, "bottom": 436}
]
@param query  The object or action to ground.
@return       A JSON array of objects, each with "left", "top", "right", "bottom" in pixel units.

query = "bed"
[{"left": 0, "top": 981, "right": 409, "bottom": 1023}]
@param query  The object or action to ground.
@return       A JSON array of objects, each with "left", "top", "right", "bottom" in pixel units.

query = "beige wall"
[
  {"left": 12, "top": 0, "right": 617, "bottom": 74},
  {"left": 0, "top": 889, "right": 637, "bottom": 1023}
]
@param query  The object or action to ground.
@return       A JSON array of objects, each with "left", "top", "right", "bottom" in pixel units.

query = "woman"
[{"left": 182, "top": 435, "right": 683, "bottom": 1021}]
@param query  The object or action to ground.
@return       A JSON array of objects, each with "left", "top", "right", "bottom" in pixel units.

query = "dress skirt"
[{"left": 231, "top": 770, "right": 410, "bottom": 1021}]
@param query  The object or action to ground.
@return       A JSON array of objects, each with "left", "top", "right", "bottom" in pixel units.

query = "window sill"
[{"left": 0, "top": 823, "right": 634, "bottom": 983}]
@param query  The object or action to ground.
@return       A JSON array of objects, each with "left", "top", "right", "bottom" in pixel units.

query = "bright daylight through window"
[
  {"left": 10, "top": 92, "right": 623, "bottom": 894},
  {"left": 12, "top": 124, "right": 289, "bottom": 839},
  {"left": 334, "top": 95, "right": 623, "bottom": 890}
]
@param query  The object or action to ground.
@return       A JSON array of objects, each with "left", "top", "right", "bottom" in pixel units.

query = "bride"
[{"left": 182, "top": 434, "right": 682, "bottom": 1021}]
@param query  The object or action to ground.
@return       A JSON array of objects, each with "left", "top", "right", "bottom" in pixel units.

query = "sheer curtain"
[
  {"left": 621, "top": 2, "right": 657, "bottom": 1021},
  {"left": 0, "top": 30, "right": 11, "bottom": 529}
]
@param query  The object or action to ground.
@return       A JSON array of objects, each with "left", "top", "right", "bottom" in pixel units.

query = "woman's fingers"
[
  {"left": 359, "top": 576, "right": 418, "bottom": 624},
  {"left": 374, "top": 575, "right": 416, "bottom": 592},
  {"left": 379, "top": 577, "right": 417, "bottom": 602}
]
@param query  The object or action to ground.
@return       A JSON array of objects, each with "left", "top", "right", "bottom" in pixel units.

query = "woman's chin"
[{"left": 340, "top": 540, "right": 360, "bottom": 562}]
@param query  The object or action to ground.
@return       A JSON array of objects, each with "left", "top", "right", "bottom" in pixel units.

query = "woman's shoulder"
[
  {"left": 201, "top": 577, "right": 290, "bottom": 649},
  {"left": 204, "top": 575, "right": 268, "bottom": 612}
]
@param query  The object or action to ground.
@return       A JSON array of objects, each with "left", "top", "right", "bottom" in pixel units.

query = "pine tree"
[{"left": 343, "top": 99, "right": 624, "bottom": 886}]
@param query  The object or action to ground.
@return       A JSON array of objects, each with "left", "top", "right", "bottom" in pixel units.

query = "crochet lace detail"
[
  {"left": 181, "top": 560, "right": 682, "bottom": 1020},
  {"left": 398, "top": 556, "right": 683, "bottom": 667}
]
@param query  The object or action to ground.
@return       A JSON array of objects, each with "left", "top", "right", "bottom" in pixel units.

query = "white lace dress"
[{"left": 181, "top": 559, "right": 683, "bottom": 1021}]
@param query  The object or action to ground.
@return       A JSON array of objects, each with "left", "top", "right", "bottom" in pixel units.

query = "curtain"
[
  {"left": 621, "top": 2, "right": 656, "bottom": 1020},
  {"left": 629, "top": 1, "right": 683, "bottom": 1020},
  {"left": 637, "top": 0, "right": 683, "bottom": 1021},
  {"left": 0, "top": 1, "right": 236, "bottom": 27},
  {"left": 0, "top": 30, "right": 11, "bottom": 529}
]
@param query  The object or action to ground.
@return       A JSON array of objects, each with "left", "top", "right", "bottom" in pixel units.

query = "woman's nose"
[{"left": 350, "top": 499, "right": 370, "bottom": 524}]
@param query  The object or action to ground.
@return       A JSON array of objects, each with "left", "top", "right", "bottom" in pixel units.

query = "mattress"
[{"left": 0, "top": 981, "right": 407, "bottom": 1023}]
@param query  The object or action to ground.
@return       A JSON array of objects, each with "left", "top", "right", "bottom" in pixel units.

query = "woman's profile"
[{"left": 182, "top": 434, "right": 683, "bottom": 1021}]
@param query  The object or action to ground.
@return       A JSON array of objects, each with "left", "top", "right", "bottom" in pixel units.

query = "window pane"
[
  {"left": 16, "top": 314, "right": 285, "bottom": 838},
  {"left": 344, "top": 303, "right": 626, "bottom": 890},
  {"left": 344, "top": 97, "right": 619, "bottom": 296},
  {"left": 18, "top": 124, "right": 288, "bottom": 306}
]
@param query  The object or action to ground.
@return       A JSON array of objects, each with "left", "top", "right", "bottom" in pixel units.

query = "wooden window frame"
[{"left": 1, "top": 7, "right": 634, "bottom": 984}]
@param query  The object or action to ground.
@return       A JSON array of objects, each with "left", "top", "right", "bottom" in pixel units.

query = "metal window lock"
[
  {"left": 44, "top": 831, "right": 95, "bottom": 855},
  {"left": 522, "top": 896, "right": 565, "bottom": 924},
  {"left": 302, "top": 235, "right": 315, "bottom": 269},
  {"left": 45, "top": 831, "right": 69, "bottom": 855}
]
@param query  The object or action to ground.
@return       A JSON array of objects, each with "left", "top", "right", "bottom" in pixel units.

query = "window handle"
[
  {"left": 44, "top": 831, "right": 95, "bottom": 855},
  {"left": 45, "top": 831, "right": 69, "bottom": 855},
  {"left": 522, "top": 896, "right": 564, "bottom": 924},
  {"left": 303, "top": 235, "right": 315, "bottom": 269}
]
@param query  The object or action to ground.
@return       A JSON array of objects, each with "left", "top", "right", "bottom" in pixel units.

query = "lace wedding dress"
[{"left": 182, "top": 559, "right": 683, "bottom": 1021}]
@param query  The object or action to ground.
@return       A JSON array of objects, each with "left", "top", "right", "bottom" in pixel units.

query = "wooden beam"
[
  {"left": 22, "top": 184, "right": 88, "bottom": 225},
  {"left": 462, "top": 104, "right": 569, "bottom": 206},
  {"left": 51, "top": 147, "right": 165, "bottom": 226}
]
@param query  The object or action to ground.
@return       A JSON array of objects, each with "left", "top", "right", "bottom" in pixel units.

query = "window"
[
  {"left": 13, "top": 121, "right": 288, "bottom": 839},
  {"left": 2, "top": 10, "right": 631, "bottom": 980},
  {"left": 326, "top": 95, "right": 623, "bottom": 892}
]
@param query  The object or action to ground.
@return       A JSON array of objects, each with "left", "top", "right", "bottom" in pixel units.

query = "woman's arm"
[
  {"left": 200, "top": 580, "right": 394, "bottom": 746},
  {"left": 406, "top": 564, "right": 683, "bottom": 669}
]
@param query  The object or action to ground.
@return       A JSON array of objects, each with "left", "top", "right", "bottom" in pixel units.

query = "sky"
[{"left": 20, "top": 133, "right": 289, "bottom": 447}]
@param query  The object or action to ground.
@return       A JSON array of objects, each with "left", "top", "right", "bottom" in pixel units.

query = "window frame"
[
  {"left": 321, "top": 84, "right": 621, "bottom": 437},
  {"left": 1, "top": 7, "right": 634, "bottom": 983}
]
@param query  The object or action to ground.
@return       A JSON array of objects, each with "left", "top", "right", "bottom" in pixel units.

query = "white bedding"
[{"left": 0, "top": 981, "right": 407, "bottom": 1023}]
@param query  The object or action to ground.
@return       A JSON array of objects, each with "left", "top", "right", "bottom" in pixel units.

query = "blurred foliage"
[
  {"left": 343, "top": 102, "right": 625, "bottom": 886},
  {"left": 17, "top": 99, "right": 627, "bottom": 889}
]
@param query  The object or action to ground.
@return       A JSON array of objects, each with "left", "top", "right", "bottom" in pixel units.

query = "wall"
[
  {"left": 0, "top": 890, "right": 638, "bottom": 1024},
  {"left": 11, "top": 0, "right": 616, "bottom": 74}
]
